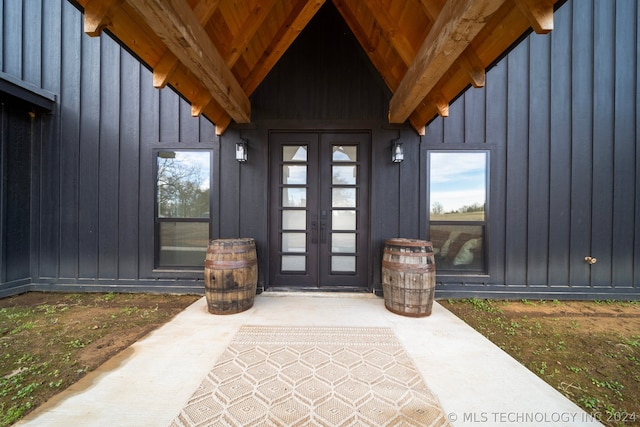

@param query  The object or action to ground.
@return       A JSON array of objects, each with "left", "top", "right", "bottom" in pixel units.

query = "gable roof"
[{"left": 73, "top": 0, "right": 558, "bottom": 135}]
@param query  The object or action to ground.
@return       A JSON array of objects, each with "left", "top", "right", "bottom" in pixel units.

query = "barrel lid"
[
  {"left": 385, "top": 238, "right": 431, "bottom": 247},
  {"left": 208, "top": 238, "right": 255, "bottom": 245}
]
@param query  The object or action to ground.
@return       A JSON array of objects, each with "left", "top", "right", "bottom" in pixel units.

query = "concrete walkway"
[{"left": 17, "top": 293, "right": 602, "bottom": 427}]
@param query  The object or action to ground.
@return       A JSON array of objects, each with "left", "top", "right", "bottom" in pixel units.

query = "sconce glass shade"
[
  {"left": 235, "top": 141, "right": 247, "bottom": 162},
  {"left": 392, "top": 141, "right": 404, "bottom": 163}
]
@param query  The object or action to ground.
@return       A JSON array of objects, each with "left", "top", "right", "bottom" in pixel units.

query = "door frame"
[{"left": 266, "top": 129, "right": 373, "bottom": 292}]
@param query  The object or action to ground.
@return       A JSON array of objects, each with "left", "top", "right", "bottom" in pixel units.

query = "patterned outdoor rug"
[{"left": 170, "top": 326, "right": 450, "bottom": 427}]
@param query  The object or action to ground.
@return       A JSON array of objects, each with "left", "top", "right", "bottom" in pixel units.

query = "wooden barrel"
[
  {"left": 381, "top": 238, "right": 436, "bottom": 317},
  {"left": 204, "top": 238, "right": 257, "bottom": 314}
]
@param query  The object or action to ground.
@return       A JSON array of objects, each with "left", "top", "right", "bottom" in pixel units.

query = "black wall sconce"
[
  {"left": 391, "top": 139, "right": 404, "bottom": 163},
  {"left": 235, "top": 138, "right": 248, "bottom": 162}
]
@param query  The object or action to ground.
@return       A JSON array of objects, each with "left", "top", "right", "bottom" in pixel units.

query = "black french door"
[{"left": 268, "top": 131, "right": 370, "bottom": 290}]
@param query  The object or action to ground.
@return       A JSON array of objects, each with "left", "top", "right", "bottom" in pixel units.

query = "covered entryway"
[{"left": 268, "top": 131, "right": 370, "bottom": 291}]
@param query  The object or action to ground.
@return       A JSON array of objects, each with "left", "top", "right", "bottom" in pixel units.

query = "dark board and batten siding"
[
  {"left": 424, "top": 0, "right": 639, "bottom": 299},
  {"left": 0, "top": 0, "right": 638, "bottom": 299},
  {"left": 0, "top": 0, "right": 218, "bottom": 296}
]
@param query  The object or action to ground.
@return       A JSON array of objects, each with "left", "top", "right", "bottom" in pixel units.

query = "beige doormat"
[{"left": 170, "top": 326, "right": 451, "bottom": 427}]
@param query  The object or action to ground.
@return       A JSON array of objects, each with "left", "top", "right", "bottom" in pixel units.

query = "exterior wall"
[
  {"left": 0, "top": 0, "right": 216, "bottom": 296},
  {"left": 424, "top": 0, "right": 640, "bottom": 299},
  {"left": 0, "top": 0, "right": 637, "bottom": 299}
]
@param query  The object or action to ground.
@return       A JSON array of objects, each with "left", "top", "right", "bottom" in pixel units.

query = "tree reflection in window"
[
  {"left": 155, "top": 151, "right": 210, "bottom": 268},
  {"left": 157, "top": 151, "right": 210, "bottom": 218}
]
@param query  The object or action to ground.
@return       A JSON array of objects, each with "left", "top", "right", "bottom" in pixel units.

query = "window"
[
  {"left": 428, "top": 151, "right": 488, "bottom": 273},
  {"left": 155, "top": 150, "right": 211, "bottom": 268}
]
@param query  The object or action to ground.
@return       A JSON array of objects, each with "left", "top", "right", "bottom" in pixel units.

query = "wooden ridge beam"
[
  {"left": 388, "top": 0, "right": 506, "bottom": 124},
  {"left": 126, "top": 0, "right": 250, "bottom": 123},
  {"left": 513, "top": 0, "right": 554, "bottom": 34}
]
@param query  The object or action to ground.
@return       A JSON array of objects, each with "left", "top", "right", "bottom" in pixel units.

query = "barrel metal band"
[
  {"left": 382, "top": 260, "right": 434, "bottom": 272},
  {"left": 205, "top": 259, "right": 257, "bottom": 269}
]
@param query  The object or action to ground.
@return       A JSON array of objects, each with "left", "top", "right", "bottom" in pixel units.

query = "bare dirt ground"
[
  {"left": 0, "top": 292, "right": 200, "bottom": 426},
  {"left": 441, "top": 299, "right": 640, "bottom": 427}
]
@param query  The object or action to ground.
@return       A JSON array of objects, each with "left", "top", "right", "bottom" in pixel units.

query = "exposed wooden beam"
[
  {"left": 459, "top": 48, "right": 485, "bottom": 88},
  {"left": 389, "top": 0, "right": 506, "bottom": 124},
  {"left": 513, "top": 0, "right": 553, "bottom": 34},
  {"left": 83, "top": 0, "right": 122, "bottom": 36},
  {"left": 191, "top": 93, "right": 212, "bottom": 117},
  {"left": 433, "top": 94, "right": 449, "bottom": 117},
  {"left": 152, "top": 0, "right": 221, "bottom": 89},
  {"left": 127, "top": 0, "right": 250, "bottom": 123},
  {"left": 364, "top": 0, "right": 416, "bottom": 66},
  {"left": 153, "top": 52, "right": 179, "bottom": 88},
  {"left": 242, "top": 0, "right": 325, "bottom": 95},
  {"left": 221, "top": 0, "right": 277, "bottom": 66}
]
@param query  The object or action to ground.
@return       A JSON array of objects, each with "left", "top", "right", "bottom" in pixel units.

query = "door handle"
[{"left": 311, "top": 220, "right": 318, "bottom": 243}]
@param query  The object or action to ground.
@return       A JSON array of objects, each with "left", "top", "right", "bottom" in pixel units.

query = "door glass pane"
[
  {"left": 332, "top": 166, "right": 356, "bottom": 185},
  {"left": 430, "top": 152, "right": 486, "bottom": 221},
  {"left": 332, "top": 210, "right": 356, "bottom": 230},
  {"left": 332, "top": 145, "right": 357, "bottom": 161},
  {"left": 282, "top": 188, "right": 307, "bottom": 207},
  {"left": 283, "top": 165, "right": 306, "bottom": 184},
  {"left": 158, "top": 222, "right": 208, "bottom": 267},
  {"left": 282, "top": 255, "right": 305, "bottom": 271},
  {"left": 282, "top": 210, "right": 306, "bottom": 230},
  {"left": 332, "top": 188, "right": 356, "bottom": 208},
  {"left": 332, "top": 233, "right": 355, "bottom": 253},
  {"left": 332, "top": 256, "right": 355, "bottom": 272},
  {"left": 157, "top": 151, "right": 210, "bottom": 218},
  {"left": 282, "top": 232, "right": 306, "bottom": 252},
  {"left": 283, "top": 145, "right": 307, "bottom": 162}
]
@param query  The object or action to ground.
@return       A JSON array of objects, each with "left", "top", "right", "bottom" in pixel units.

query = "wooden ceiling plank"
[
  {"left": 459, "top": 48, "right": 485, "bottom": 88},
  {"left": 512, "top": 0, "right": 553, "bottom": 34},
  {"left": 83, "top": 0, "right": 123, "bottom": 36},
  {"left": 419, "top": 0, "right": 445, "bottom": 21},
  {"left": 332, "top": 0, "right": 401, "bottom": 91},
  {"left": 364, "top": 0, "right": 416, "bottom": 66},
  {"left": 388, "top": 0, "right": 506, "bottom": 124},
  {"left": 126, "top": 0, "right": 250, "bottom": 123},
  {"left": 242, "top": 0, "right": 326, "bottom": 96},
  {"left": 224, "top": 0, "right": 278, "bottom": 67}
]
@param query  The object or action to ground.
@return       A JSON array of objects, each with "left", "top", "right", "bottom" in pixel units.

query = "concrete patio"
[{"left": 16, "top": 293, "right": 602, "bottom": 426}]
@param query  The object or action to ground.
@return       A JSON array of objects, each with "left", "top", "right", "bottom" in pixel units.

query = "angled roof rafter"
[{"left": 74, "top": 0, "right": 559, "bottom": 135}]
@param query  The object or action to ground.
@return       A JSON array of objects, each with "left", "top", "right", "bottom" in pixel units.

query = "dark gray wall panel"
[{"left": 425, "top": 0, "right": 639, "bottom": 297}]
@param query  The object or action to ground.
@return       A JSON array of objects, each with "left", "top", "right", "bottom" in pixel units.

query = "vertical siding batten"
[
  {"left": 569, "top": 0, "right": 593, "bottom": 287},
  {"left": 58, "top": 3, "right": 81, "bottom": 279},
  {"left": 527, "top": 32, "right": 551, "bottom": 287},
  {"left": 612, "top": 0, "right": 637, "bottom": 288},
  {"left": 591, "top": 0, "right": 615, "bottom": 287}
]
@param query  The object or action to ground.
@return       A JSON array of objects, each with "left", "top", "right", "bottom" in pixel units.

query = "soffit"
[{"left": 75, "top": 0, "right": 558, "bottom": 134}]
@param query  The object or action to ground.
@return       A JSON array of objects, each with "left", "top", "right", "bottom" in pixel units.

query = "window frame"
[
  {"left": 153, "top": 149, "right": 212, "bottom": 270},
  {"left": 426, "top": 149, "right": 490, "bottom": 275}
]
